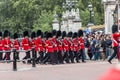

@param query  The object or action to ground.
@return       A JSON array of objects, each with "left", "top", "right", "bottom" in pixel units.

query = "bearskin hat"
[
  {"left": 36, "top": 30, "right": 42, "bottom": 37},
  {"left": 0, "top": 32, "right": 2, "bottom": 37},
  {"left": 62, "top": 31, "right": 66, "bottom": 39},
  {"left": 67, "top": 31, "right": 73, "bottom": 37},
  {"left": 13, "top": 33, "right": 18, "bottom": 39},
  {"left": 41, "top": 32, "right": 44, "bottom": 38},
  {"left": 52, "top": 30, "right": 57, "bottom": 36},
  {"left": 73, "top": 32, "right": 78, "bottom": 38},
  {"left": 43, "top": 31, "right": 48, "bottom": 38},
  {"left": 46, "top": 32, "right": 52, "bottom": 39},
  {"left": 23, "top": 31, "right": 29, "bottom": 37},
  {"left": 78, "top": 30, "right": 83, "bottom": 37},
  {"left": 56, "top": 30, "right": 61, "bottom": 38},
  {"left": 112, "top": 24, "right": 118, "bottom": 33},
  {"left": 31, "top": 32, "right": 36, "bottom": 39},
  {"left": 4, "top": 30, "right": 9, "bottom": 38}
]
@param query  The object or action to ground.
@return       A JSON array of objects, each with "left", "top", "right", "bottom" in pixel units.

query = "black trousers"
[
  {"left": 108, "top": 46, "right": 118, "bottom": 61},
  {"left": 0, "top": 52, "right": 3, "bottom": 60},
  {"left": 74, "top": 51, "right": 79, "bottom": 62},
  {"left": 3, "top": 52, "right": 11, "bottom": 60},
  {"left": 69, "top": 50, "right": 74, "bottom": 63},
  {"left": 16, "top": 52, "right": 19, "bottom": 60},
  {"left": 63, "top": 52, "right": 69, "bottom": 63},
  {"left": 42, "top": 52, "right": 56, "bottom": 64},
  {"left": 79, "top": 49, "right": 85, "bottom": 62},
  {"left": 54, "top": 51, "right": 58, "bottom": 63},
  {"left": 23, "top": 51, "right": 31, "bottom": 60},
  {"left": 57, "top": 51, "right": 63, "bottom": 63},
  {"left": 37, "top": 51, "right": 44, "bottom": 62}
]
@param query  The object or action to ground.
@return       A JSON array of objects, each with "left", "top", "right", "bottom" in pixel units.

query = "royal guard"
[
  {"left": 43, "top": 32, "right": 56, "bottom": 64},
  {"left": 30, "top": 32, "right": 37, "bottom": 62},
  {"left": 62, "top": 31, "right": 70, "bottom": 63},
  {"left": 56, "top": 30, "right": 64, "bottom": 64},
  {"left": 35, "top": 30, "right": 44, "bottom": 63},
  {"left": 72, "top": 32, "right": 79, "bottom": 63},
  {"left": 0, "top": 32, "right": 3, "bottom": 60},
  {"left": 13, "top": 33, "right": 20, "bottom": 60},
  {"left": 51, "top": 30, "right": 58, "bottom": 64},
  {"left": 78, "top": 30, "right": 85, "bottom": 63},
  {"left": 108, "top": 24, "right": 120, "bottom": 64},
  {"left": 22, "top": 31, "right": 31, "bottom": 64},
  {"left": 2, "top": 30, "right": 12, "bottom": 60},
  {"left": 67, "top": 32, "right": 74, "bottom": 63},
  {"left": 42, "top": 31, "right": 48, "bottom": 54}
]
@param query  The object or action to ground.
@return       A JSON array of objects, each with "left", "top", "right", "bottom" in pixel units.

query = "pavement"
[{"left": 0, "top": 59, "right": 119, "bottom": 80}]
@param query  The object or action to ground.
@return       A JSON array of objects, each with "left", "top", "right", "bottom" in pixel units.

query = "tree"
[
  {"left": 33, "top": 11, "right": 53, "bottom": 32},
  {"left": 0, "top": 0, "right": 104, "bottom": 34}
]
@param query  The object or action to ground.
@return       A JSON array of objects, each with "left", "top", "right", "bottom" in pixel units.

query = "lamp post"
[
  {"left": 87, "top": 4, "right": 94, "bottom": 27},
  {"left": 88, "top": 4, "right": 93, "bottom": 23},
  {"left": 91, "top": 11, "right": 94, "bottom": 23}
]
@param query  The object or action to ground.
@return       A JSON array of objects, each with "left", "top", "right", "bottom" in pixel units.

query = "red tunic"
[
  {"left": 112, "top": 33, "right": 120, "bottom": 47},
  {"left": 62, "top": 39, "right": 69, "bottom": 52},
  {"left": 0, "top": 39, "right": 3, "bottom": 50},
  {"left": 13, "top": 39, "right": 20, "bottom": 50},
  {"left": 73, "top": 38, "right": 79, "bottom": 52},
  {"left": 35, "top": 38, "right": 43, "bottom": 52},
  {"left": 57, "top": 39, "right": 63, "bottom": 51},
  {"left": 51, "top": 38, "right": 58, "bottom": 51},
  {"left": 68, "top": 38, "right": 74, "bottom": 51},
  {"left": 42, "top": 39, "right": 47, "bottom": 52},
  {"left": 30, "top": 39, "right": 36, "bottom": 51},
  {"left": 46, "top": 40, "right": 54, "bottom": 53},
  {"left": 2, "top": 38, "right": 12, "bottom": 50},
  {"left": 22, "top": 38, "right": 30, "bottom": 50},
  {"left": 78, "top": 37, "right": 84, "bottom": 49}
]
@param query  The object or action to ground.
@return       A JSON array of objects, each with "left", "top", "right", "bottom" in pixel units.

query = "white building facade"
[{"left": 102, "top": 0, "right": 116, "bottom": 34}]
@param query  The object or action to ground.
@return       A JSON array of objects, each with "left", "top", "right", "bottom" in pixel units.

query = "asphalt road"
[{"left": 0, "top": 59, "right": 118, "bottom": 80}]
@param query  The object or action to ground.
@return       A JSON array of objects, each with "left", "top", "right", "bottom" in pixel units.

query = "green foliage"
[
  {"left": 0, "top": 0, "right": 104, "bottom": 34},
  {"left": 33, "top": 11, "right": 53, "bottom": 32}
]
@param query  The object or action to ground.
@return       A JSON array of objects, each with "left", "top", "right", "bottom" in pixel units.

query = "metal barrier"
[{"left": 0, "top": 47, "right": 36, "bottom": 71}]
